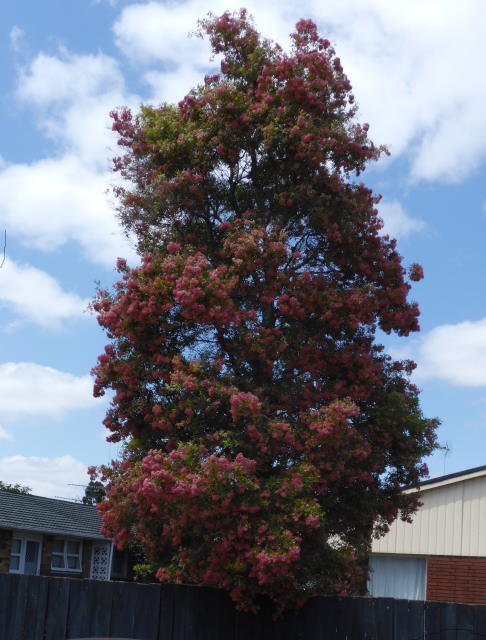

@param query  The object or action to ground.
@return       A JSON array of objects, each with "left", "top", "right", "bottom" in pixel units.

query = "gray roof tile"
[{"left": 0, "top": 490, "right": 107, "bottom": 539}]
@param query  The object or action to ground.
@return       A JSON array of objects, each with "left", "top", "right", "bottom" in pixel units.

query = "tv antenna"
[{"left": 442, "top": 441, "right": 451, "bottom": 475}]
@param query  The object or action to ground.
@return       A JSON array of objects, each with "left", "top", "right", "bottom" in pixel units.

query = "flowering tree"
[{"left": 92, "top": 10, "right": 437, "bottom": 613}]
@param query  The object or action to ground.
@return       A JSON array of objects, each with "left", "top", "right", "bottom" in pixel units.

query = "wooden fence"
[{"left": 2, "top": 573, "right": 486, "bottom": 640}]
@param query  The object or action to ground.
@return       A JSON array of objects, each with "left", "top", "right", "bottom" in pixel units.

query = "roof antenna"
[
  {"left": 0, "top": 230, "right": 5, "bottom": 268},
  {"left": 442, "top": 441, "right": 451, "bottom": 475}
]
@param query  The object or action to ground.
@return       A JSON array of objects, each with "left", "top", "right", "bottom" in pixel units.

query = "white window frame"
[
  {"left": 9, "top": 533, "right": 42, "bottom": 575},
  {"left": 50, "top": 538, "right": 83, "bottom": 573}
]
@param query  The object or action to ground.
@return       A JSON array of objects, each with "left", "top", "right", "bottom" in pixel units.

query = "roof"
[
  {"left": 0, "top": 490, "right": 107, "bottom": 540},
  {"left": 403, "top": 464, "right": 486, "bottom": 494},
  {"left": 420, "top": 464, "right": 486, "bottom": 487}
]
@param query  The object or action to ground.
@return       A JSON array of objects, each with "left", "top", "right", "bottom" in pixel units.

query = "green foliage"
[
  {"left": 82, "top": 480, "right": 105, "bottom": 506},
  {"left": 132, "top": 563, "right": 157, "bottom": 581},
  {"left": 0, "top": 481, "right": 32, "bottom": 494}
]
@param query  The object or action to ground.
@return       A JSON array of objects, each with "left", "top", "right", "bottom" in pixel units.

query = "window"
[
  {"left": 368, "top": 554, "right": 426, "bottom": 600},
  {"left": 9, "top": 538, "right": 22, "bottom": 572},
  {"left": 110, "top": 548, "right": 128, "bottom": 579},
  {"left": 51, "top": 539, "right": 82, "bottom": 572},
  {"left": 9, "top": 535, "right": 41, "bottom": 574}
]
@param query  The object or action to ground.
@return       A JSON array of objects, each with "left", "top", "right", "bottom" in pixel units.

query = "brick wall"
[
  {"left": 427, "top": 555, "right": 486, "bottom": 605},
  {"left": 40, "top": 535, "right": 52, "bottom": 576},
  {"left": 83, "top": 539, "right": 93, "bottom": 578},
  {"left": 0, "top": 529, "right": 12, "bottom": 573}
]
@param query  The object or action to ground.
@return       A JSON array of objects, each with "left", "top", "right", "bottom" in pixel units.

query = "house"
[
  {"left": 368, "top": 464, "right": 486, "bottom": 604},
  {"left": 0, "top": 489, "right": 126, "bottom": 580}
]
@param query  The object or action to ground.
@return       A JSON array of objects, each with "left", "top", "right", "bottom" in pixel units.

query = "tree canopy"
[
  {"left": 92, "top": 10, "right": 437, "bottom": 613},
  {"left": 82, "top": 480, "right": 105, "bottom": 506},
  {"left": 0, "top": 481, "right": 31, "bottom": 495}
]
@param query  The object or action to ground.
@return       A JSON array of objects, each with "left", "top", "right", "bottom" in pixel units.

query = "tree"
[
  {"left": 91, "top": 10, "right": 438, "bottom": 613},
  {"left": 0, "top": 481, "right": 31, "bottom": 494},
  {"left": 81, "top": 480, "right": 105, "bottom": 506}
]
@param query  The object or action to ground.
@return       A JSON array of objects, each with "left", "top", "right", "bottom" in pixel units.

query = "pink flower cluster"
[{"left": 230, "top": 392, "right": 262, "bottom": 422}]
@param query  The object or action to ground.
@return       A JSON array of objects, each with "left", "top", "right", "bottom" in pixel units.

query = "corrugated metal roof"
[{"left": 0, "top": 490, "right": 107, "bottom": 540}]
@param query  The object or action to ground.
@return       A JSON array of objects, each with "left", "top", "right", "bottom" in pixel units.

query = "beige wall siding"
[{"left": 372, "top": 475, "right": 486, "bottom": 556}]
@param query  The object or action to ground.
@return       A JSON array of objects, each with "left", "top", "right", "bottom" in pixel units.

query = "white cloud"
[
  {"left": 6, "top": 50, "right": 139, "bottom": 270},
  {"left": 113, "top": 1, "right": 223, "bottom": 103},
  {"left": 143, "top": 66, "right": 214, "bottom": 105},
  {"left": 378, "top": 200, "right": 425, "bottom": 239},
  {"left": 0, "top": 427, "right": 14, "bottom": 442},
  {"left": 0, "top": 156, "right": 136, "bottom": 268},
  {"left": 414, "top": 318, "right": 486, "bottom": 387},
  {"left": 112, "top": 1, "right": 212, "bottom": 65},
  {"left": 0, "top": 455, "right": 89, "bottom": 499},
  {"left": 113, "top": 0, "right": 486, "bottom": 183},
  {"left": 0, "top": 258, "right": 89, "bottom": 329},
  {"left": 0, "top": 362, "right": 101, "bottom": 419},
  {"left": 16, "top": 50, "right": 136, "bottom": 169},
  {"left": 9, "top": 26, "right": 25, "bottom": 52},
  {"left": 18, "top": 51, "right": 124, "bottom": 107},
  {"left": 51, "top": 92, "right": 131, "bottom": 168},
  {"left": 306, "top": 0, "right": 486, "bottom": 182}
]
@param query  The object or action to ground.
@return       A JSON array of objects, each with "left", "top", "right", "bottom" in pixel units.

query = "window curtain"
[{"left": 368, "top": 554, "right": 426, "bottom": 600}]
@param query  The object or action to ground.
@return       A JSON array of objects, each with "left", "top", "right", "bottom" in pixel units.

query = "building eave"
[
  {"left": 403, "top": 464, "right": 486, "bottom": 494},
  {"left": 1, "top": 522, "right": 109, "bottom": 541}
]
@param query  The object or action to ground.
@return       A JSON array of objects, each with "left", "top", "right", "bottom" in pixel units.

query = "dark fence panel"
[
  {"left": 44, "top": 575, "right": 70, "bottom": 640},
  {"left": 3, "top": 574, "right": 486, "bottom": 640},
  {"left": 395, "top": 600, "right": 425, "bottom": 640}
]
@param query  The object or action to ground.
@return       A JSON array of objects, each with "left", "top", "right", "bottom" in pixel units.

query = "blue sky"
[{"left": 1, "top": 0, "right": 485, "bottom": 498}]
